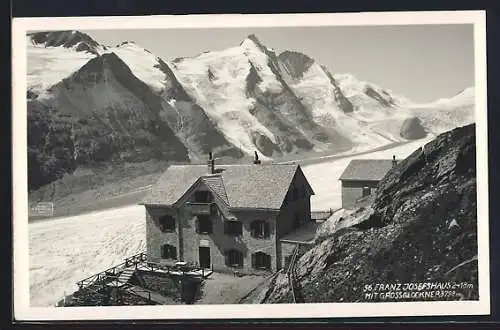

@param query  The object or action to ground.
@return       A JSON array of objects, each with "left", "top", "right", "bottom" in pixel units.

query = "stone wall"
[{"left": 145, "top": 205, "right": 181, "bottom": 265}]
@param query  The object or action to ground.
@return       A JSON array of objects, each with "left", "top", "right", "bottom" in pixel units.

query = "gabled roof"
[
  {"left": 201, "top": 175, "right": 229, "bottom": 206},
  {"left": 141, "top": 163, "right": 312, "bottom": 210},
  {"left": 339, "top": 159, "right": 397, "bottom": 181}
]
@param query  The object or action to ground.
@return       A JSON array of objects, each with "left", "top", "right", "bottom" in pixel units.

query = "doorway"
[{"left": 199, "top": 246, "right": 211, "bottom": 269}]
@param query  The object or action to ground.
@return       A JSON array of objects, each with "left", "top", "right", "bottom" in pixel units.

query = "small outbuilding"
[{"left": 339, "top": 156, "right": 398, "bottom": 209}]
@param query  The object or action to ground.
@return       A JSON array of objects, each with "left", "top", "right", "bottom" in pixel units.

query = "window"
[
  {"left": 362, "top": 187, "right": 371, "bottom": 197},
  {"left": 252, "top": 252, "right": 271, "bottom": 270},
  {"left": 196, "top": 215, "right": 212, "bottom": 234},
  {"left": 224, "top": 221, "right": 242, "bottom": 236},
  {"left": 159, "top": 215, "right": 176, "bottom": 232},
  {"left": 194, "top": 190, "right": 213, "bottom": 203},
  {"left": 251, "top": 220, "right": 270, "bottom": 238},
  {"left": 225, "top": 249, "right": 243, "bottom": 267},
  {"left": 161, "top": 244, "right": 177, "bottom": 259},
  {"left": 301, "top": 185, "right": 306, "bottom": 198},
  {"left": 292, "top": 187, "right": 299, "bottom": 201}
]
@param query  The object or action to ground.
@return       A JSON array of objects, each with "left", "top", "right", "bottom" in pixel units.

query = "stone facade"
[
  {"left": 340, "top": 179, "right": 379, "bottom": 209},
  {"left": 145, "top": 168, "right": 314, "bottom": 275}
]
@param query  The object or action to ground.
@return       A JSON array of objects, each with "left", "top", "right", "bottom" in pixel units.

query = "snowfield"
[
  {"left": 28, "top": 136, "right": 437, "bottom": 307},
  {"left": 27, "top": 41, "right": 96, "bottom": 98},
  {"left": 29, "top": 205, "right": 146, "bottom": 307}
]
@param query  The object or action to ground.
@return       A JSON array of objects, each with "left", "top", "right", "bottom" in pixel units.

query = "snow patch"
[
  {"left": 27, "top": 40, "right": 97, "bottom": 97},
  {"left": 104, "top": 43, "right": 167, "bottom": 93},
  {"left": 171, "top": 43, "right": 281, "bottom": 156}
]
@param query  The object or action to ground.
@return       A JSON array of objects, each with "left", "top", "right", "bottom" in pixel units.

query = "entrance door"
[{"left": 199, "top": 247, "right": 211, "bottom": 269}]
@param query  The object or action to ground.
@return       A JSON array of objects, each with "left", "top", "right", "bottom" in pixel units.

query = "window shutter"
[
  {"left": 251, "top": 253, "right": 256, "bottom": 268},
  {"left": 266, "top": 254, "right": 271, "bottom": 269},
  {"left": 172, "top": 246, "right": 177, "bottom": 259},
  {"left": 238, "top": 251, "right": 243, "bottom": 267},
  {"left": 195, "top": 218, "right": 200, "bottom": 233},
  {"left": 224, "top": 251, "right": 229, "bottom": 266},
  {"left": 238, "top": 222, "right": 242, "bottom": 235}
]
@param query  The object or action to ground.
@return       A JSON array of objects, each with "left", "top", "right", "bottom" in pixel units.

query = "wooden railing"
[
  {"left": 286, "top": 243, "right": 304, "bottom": 303},
  {"left": 76, "top": 252, "right": 147, "bottom": 289},
  {"left": 141, "top": 261, "right": 212, "bottom": 278}
]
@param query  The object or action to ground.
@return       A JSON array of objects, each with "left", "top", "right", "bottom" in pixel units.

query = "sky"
[{"left": 81, "top": 24, "right": 475, "bottom": 103}]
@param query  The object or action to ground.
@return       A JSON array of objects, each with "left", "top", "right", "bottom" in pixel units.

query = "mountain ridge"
[{"left": 26, "top": 30, "right": 475, "bottom": 190}]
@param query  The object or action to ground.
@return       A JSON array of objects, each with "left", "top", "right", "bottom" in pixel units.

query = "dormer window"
[
  {"left": 159, "top": 215, "right": 176, "bottom": 232},
  {"left": 194, "top": 190, "right": 213, "bottom": 203}
]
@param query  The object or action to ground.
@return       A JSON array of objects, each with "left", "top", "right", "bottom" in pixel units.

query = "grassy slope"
[{"left": 28, "top": 160, "right": 169, "bottom": 220}]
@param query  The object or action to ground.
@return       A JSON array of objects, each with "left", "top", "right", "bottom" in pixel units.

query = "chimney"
[
  {"left": 253, "top": 151, "right": 261, "bottom": 165},
  {"left": 392, "top": 155, "right": 397, "bottom": 167},
  {"left": 207, "top": 152, "right": 215, "bottom": 174}
]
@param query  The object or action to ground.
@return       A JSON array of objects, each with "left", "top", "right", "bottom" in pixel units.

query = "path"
[{"left": 196, "top": 272, "right": 266, "bottom": 304}]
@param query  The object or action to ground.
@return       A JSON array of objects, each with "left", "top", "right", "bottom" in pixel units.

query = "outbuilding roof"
[
  {"left": 141, "top": 163, "right": 314, "bottom": 210},
  {"left": 339, "top": 159, "right": 397, "bottom": 181}
]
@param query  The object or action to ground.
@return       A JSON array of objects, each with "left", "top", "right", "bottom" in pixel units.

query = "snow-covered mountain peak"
[
  {"left": 333, "top": 72, "right": 408, "bottom": 108},
  {"left": 449, "top": 86, "right": 475, "bottom": 102},
  {"left": 114, "top": 40, "right": 155, "bottom": 54},
  {"left": 26, "top": 30, "right": 476, "bottom": 171},
  {"left": 278, "top": 50, "right": 315, "bottom": 79},
  {"left": 99, "top": 41, "right": 172, "bottom": 93},
  {"left": 240, "top": 34, "right": 263, "bottom": 48},
  {"left": 413, "top": 86, "right": 475, "bottom": 109},
  {"left": 28, "top": 30, "right": 106, "bottom": 56}
]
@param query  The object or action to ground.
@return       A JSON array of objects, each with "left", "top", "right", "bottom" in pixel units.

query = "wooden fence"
[{"left": 286, "top": 243, "right": 305, "bottom": 303}]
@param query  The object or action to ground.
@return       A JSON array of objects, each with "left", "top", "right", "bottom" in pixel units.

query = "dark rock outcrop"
[
  {"left": 278, "top": 50, "right": 315, "bottom": 79},
  {"left": 364, "top": 85, "right": 397, "bottom": 108},
  {"left": 400, "top": 117, "right": 428, "bottom": 140},
  {"left": 261, "top": 124, "right": 478, "bottom": 303},
  {"left": 321, "top": 65, "right": 354, "bottom": 114},
  {"left": 29, "top": 30, "right": 105, "bottom": 55}
]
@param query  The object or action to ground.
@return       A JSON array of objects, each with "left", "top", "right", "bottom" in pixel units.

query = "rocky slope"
[
  {"left": 258, "top": 123, "right": 478, "bottom": 303},
  {"left": 26, "top": 30, "right": 475, "bottom": 190}
]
